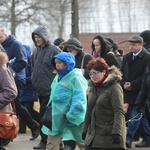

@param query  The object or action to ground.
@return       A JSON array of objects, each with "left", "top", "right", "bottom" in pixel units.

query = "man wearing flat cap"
[
  {"left": 127, "top": 35, "right": 143, "bottom": 43},
  {"left": 121, "top": 35, "right": 150, "bottom": 148}
]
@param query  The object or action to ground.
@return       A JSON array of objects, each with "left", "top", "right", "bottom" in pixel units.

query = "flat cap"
[{"left": 127, "top": 35, "right": 143, "bottom": 43}]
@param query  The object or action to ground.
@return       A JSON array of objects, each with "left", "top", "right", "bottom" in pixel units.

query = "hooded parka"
[
  {"left": 31, "top": 26, "right": 61, "bottom": 96},
  {"left": 1, "top": 35, "right": 27, "bottom": 85},
  {"left": 64, "top": 37, "right": 93, "bottom": 79},
  {"left": 91, "top": 35, "right": 120, "bottom": 68},
  {"left": 83, "top": 66, "right": 126, "bottom": 149}
]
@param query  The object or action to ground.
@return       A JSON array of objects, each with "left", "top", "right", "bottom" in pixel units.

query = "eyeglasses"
[{"left": 89, "top": 71, "right": 100, "bottom": 77}]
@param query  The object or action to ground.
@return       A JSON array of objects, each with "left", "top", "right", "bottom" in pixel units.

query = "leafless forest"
[{"left": 0, "top": 0, "right": 149, "bottom": 45}]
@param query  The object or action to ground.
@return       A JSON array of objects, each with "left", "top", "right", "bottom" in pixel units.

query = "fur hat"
[
  {"left": 127, "top": 35, "right": 143, "bottom": 43},
  {"left": 140, "top": 30, "right": 150, "bottom": 43},
  {"left": 65, "top": 37, "right": 83, "bottom": 52}
]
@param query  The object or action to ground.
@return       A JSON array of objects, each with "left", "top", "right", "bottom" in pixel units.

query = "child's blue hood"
[{"left": 51, "top": 52, "right": 75, "bottom": 71}]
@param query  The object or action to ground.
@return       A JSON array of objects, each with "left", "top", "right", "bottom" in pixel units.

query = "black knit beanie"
[
  {"left": 65, "top": 37, "right": 83, "bottom": 52},
  {"left": 140, "top": 30, "right": 150, "bottom": 43},
  {"left": 54, "top": 38, "right": 64, "bottom": 46}
]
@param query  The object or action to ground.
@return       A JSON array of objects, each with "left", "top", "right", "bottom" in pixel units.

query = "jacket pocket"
[{"left": 97, "top": 124, "right": 113, "bottom": 135}]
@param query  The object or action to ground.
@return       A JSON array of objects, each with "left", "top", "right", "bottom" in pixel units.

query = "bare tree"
[
  {"left": 0, "top": 0, "right": 42, "bottom": 35},
  {"left": 106, "top": 0, "right": 113, "bottom": 32},
  {"left": 39, "top": 0, "right": 71, "bottom": 38},
  {"left": 79, "top": 0, "right": 100, "bottom": 32}
]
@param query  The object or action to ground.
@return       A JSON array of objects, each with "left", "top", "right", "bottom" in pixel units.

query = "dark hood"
[
  {"left": 91, "top": 35, "right": 112, "bottom": 57},
  {"left": 32, "top": 26, "right": 50, "bottom": 46}
]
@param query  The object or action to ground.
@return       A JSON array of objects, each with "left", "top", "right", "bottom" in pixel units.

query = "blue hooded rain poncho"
[{"left": 42, "top": 52, "right": 88, "bottom": 142}]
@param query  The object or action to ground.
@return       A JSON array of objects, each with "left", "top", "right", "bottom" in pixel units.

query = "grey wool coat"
[{"left": 83, "top": 66, "right": 126, "bottom": 149}]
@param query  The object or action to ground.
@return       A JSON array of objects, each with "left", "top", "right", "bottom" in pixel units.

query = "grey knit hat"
[{"left": 65, "top": 37, "right": 83, "bottom": 52}]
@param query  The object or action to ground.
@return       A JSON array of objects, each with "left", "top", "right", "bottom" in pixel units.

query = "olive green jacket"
[{"left": 83, "top": 66, "right": 126, "bottom": 149}]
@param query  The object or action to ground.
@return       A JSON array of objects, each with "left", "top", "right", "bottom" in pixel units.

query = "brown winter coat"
[
  {"left": 83, "top": 66, "right": 126, "bottom": 149},
  {"left": 0, "top": 53, "right": 17, "bottom": 112}
]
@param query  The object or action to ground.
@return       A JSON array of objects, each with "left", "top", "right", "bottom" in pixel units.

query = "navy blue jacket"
[
  {"left": 21, "top": 45, "right": 38, "bottom": 102},
  {"left": 1, "top": 35, "right": 27, "bottom": 85}
]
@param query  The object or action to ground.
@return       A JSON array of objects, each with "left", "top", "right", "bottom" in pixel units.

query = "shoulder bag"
[
  {"left": 41, "top": 103, "right": 52, "bottom": 130},
  {"left": 0, "top": 101, "right": 18, "bottom": 141}
]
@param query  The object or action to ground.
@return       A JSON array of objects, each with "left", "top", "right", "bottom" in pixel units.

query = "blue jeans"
[{"left": 126, "top": 105, "right": 150, "bottom": 143}]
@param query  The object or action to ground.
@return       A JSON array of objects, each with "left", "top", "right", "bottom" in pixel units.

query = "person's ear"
[{"left": 103, "top": 70, "right": 106, "bottom": 76}]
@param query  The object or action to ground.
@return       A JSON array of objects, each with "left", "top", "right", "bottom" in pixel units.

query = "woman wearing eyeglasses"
[{"left": 82, "top": 58, "right": 126, "bottom": 150}]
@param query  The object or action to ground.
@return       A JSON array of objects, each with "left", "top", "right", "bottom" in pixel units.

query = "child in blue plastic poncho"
[{"left": 42, "top": 52, "right": 88, "bottom": 150}]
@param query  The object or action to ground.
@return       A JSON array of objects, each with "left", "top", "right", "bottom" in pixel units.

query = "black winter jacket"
[
  {"left": 91, "top": 35, "right": 120, "bottom": 68},
  {"left": 121, "top": 48, "right": 150, "bottom": 104},
  {"left": 31, "top": 26, "right": 61, "bottom": 96},
  {"left": 135, "top": 63, "right": 150, "bottom": 106},
  {"left": 75, "top": 52, "right": 93, "bottom": 79}
]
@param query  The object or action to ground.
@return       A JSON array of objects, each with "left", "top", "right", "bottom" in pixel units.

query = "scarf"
[
  {"left": 57, "top": 68, "right": 70, "bottom": 81},
  {"left": 92, "top": 50, "right": 101, "bottom": 58},
  {"left": 94, "top": 76, "right": 107, "bottom": 92}
]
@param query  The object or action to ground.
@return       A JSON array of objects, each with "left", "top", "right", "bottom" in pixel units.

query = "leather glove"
[
  {"left": 112, "top": 134, "right": 121, "bottom": 144},
  {"left": 82, "top": 133, "right": 86, "bottom": 140}
]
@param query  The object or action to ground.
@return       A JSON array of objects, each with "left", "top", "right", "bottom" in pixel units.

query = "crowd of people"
[{"left": 0, "top": 26, "right": 150, "bottom": 150}]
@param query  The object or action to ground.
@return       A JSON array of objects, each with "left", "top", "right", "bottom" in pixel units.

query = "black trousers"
[
  {"left": 0, "top": 141, "right": 6, "bottom": 150},
  {"left": 39, "top": 95, "right": 50, "bottom": 144},
  {"left": 15, "top": 85, "right": 37, "bottom": 130},
  {"left": 85, "top": 142, "right": 124, "bottom": 150},
  {"left": 63, "top": 140, "right": 76, "bottom": 149},
  {"left": 19, "top": 101, "right": 40, "bottom": 132},
  {"left": 85, "top": 145, "right": 124, "bottom": 150}
]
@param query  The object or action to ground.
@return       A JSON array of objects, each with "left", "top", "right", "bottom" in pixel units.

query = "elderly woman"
[
  {"left": 82, "top": 58, "right": 126, "bottom": 150},
  {"left": 42, "top": 52, "right": 88, "bottom": 150}
]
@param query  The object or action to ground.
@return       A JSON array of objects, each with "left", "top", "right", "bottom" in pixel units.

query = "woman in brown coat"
[
  {"left": 0, "top": 51, "right": 18, "bottom": 149},
  {"left": 82, "top": 58, "right": 126, "bottom": 150}
]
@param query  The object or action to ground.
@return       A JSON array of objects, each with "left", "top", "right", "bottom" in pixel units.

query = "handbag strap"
[
  {"left": 11, "top": 100, "right": 16, "bottom": 113},
  {"left": 81, "top": 53, "right": 86, "bottom": 69}
]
